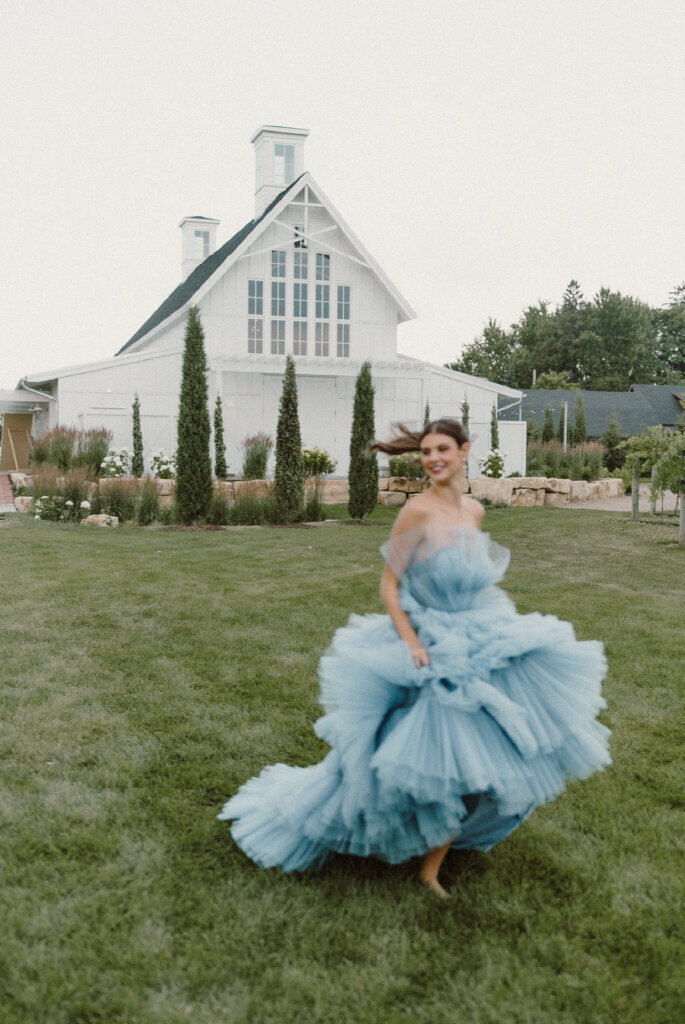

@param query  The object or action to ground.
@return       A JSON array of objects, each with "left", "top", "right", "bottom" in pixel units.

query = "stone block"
[
  {"left": 569, "top": 480, "right": 590, "bottom": 502},
  {"left": 320, "top": 479, "right": 350, "bottom": 504},
  {"left": 156, "top": 479, "right": 174, "bottom": 496},
  {"left": 512, "top": 477, "right": 548, "bottom": 490},
  {"left": 587, "top": 481, "right": 602, "bottom": 500},
  {"left": 234, "top": 479, "right": 273, "bottom": 500},
  {"left": 388, "top": 477, "right": 427, "bottom": 493},
  {"left": 511, "top": 488, "right": 537, "bottom": 507},
  {"left": 535, "top": 489, "right": 546, "bottom": 505},
  {"left": 14, "top": 496, "right": 33, "bottom": 513},
  {"left": 544, "top": 477, "right": 572, "bottom": 494},
  {"left": 214, "top": 481, "right": 236, "bottom": 501},
  {"left": 378, "top": 491, "right": 406, "bottom": 507},
  {"left": 543, "top": 492, "right": 567, "bottom": 506},
  {"left": 607, "top": 478, "right": 624, "bottom": 497},
  {"left": 81, "top": 514, "right": 119, "bottom": 527},
  {"left": 378, "top": 478, "right": 389, "bottom": 491},
  {"left": 468, "top": 478, "right": 514, "bottom": 503}
]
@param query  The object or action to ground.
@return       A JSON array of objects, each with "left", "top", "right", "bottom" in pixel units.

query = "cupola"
[
  {"left": 179, "top": 216, "right": 220, "bottom": 281},
  {"left": 250, "top": 125, "right": 309, "bottom": 217}
]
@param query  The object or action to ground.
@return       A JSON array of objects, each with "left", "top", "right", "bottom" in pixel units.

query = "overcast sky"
[{"left": 1, "top": 0, "right": 683, "bottom": 390}]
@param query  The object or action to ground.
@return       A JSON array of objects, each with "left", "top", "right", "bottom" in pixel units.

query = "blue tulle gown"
[{"left": 218, "top": 525, "right": 611, "bottom": 871}]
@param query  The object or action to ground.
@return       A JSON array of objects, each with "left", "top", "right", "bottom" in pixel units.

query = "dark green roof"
[
  {"left": 116, "top": 177, "right": 304, "bottom": 356},
  {"left": 498, "top": 387, "right": 685, "bottom": 438}
]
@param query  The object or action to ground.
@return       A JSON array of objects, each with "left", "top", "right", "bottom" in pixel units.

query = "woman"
[{"left": 219, "top": 419, "right": 611, "bottom": 895}]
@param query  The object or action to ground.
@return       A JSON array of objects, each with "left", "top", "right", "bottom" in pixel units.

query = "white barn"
[{"left": 6, "top": 126, "right": 525, "bottom": 476}]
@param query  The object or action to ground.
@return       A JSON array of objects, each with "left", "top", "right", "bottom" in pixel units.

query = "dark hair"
[{"left": 370, "top": 418, "right": 469, "bottom": 456}]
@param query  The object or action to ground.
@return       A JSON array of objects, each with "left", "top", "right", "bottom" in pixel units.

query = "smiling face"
[{"left": 419, "top": 432, "right": 469, "bottom": 484}]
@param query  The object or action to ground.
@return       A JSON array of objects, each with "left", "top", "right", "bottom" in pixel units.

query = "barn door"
[{"left": 0, "top": 414, "right": 33, "bottom": 471}]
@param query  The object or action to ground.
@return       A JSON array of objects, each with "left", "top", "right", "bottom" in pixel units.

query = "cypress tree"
[
  {"left": 556, "top": 406, "right": 565, "bottom": 443},
  {"left": 348, "top": 361, "right": 378, "bottom": 519},
  {"left": 461, "top": 399, "right": 470, "bottom": 478},
  {"left": 131, "top": 393, "right": 144, "bottom": 477},
  {"left": 214, "top": 395, "right": 228, "bottom": 480},
  {"left": 490, "top": 404, "right": 500, "bottom": 449},
  {"left": 572, "top": 393, "right": 587, "bottom": 445},
  {"left": 601, "top": 412, "right": 624, "bottom": 472},
  {"left": 175, "top": 306, "right": 213, "bottom": 524},
  {"left": 424, "top": 401, "right": 431, "bottom": 427},
  {"left": 274, "top": 354, "right": 305, "bottom": 523},
  {"left": 542, "top": 405, "right": 555, "bottom": 443}
]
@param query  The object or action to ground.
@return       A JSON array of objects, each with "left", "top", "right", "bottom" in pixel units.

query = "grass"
[{"left": 0, "top": 508, "right": 682, "bottom": 1024}]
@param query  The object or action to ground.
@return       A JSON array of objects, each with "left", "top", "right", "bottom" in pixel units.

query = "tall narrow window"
[
  {"left": 194, "top": 230, "right": 209, "bottom": 260},
  {"left": 271, "top": 250, "right": 286, "bottom": 278},
  {"left": 274, "top": 143, "right": 294, "bottom": 185},
  {"left": 337, "top": 285, "right": 350, "bottom": 321},
  {"left": 248, "top": 319, "right": 263, "bottom": 354},
  {"left": 248, "top": 280, "right": 263, "bottom": 354},
  {"left": 271, "top": 281, "right": 285, "bottom": 317},
  {"left": 293, "top": 283, "right": 308, "bottom": 318},
  {"left": 294, "top": 252, "right": 308, "bottom": 279},
  {"left": 316, "top": 253, "right": 330, "bottom": 281},
  {"left": 294, "top": 225, "right": 307, "bottom": 248},
  {"left": 315, "top": 284, "right": 330, "bottom": 319},
  {"left": 293, "top": 321, "right": 307, "bottom": 356},
  {"left": 337, "top": 324, "right": 350, "bottom": 358},
  {"left": 315, "top": 322, "right": 329, "bottom": 357},
  {"left": 248, "top": 280, "right": 263, "bottom": 315},
  {"left": 271, "top": 320, "right": 285, "bottom": 355}
]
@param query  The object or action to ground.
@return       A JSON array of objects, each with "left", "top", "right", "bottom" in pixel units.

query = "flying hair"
[{"left": 369, "top": 418, "right": 469, "bottom": 456}]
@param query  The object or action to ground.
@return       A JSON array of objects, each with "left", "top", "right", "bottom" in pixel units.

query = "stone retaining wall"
[{"left": 10, "top": 471, "right": 623, "bottom": 513}]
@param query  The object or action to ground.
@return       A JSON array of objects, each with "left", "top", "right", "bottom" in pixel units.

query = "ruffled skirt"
[{"left": 218, "top": 587, "right": 610, "bottom": 872}]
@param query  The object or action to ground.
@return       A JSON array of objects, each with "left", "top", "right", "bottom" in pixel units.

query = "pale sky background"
[{"left": 1, "top": 0, "right": 683, "bottom": 390}]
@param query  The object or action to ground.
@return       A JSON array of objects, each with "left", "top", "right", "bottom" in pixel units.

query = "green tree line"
[{"left": 448, "top": 281, "right": 685, "bottom": 391}]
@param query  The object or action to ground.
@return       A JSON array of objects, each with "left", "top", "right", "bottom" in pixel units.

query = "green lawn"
[{"left": 0, "top": 509, "right": 682, "bottom": 1024}]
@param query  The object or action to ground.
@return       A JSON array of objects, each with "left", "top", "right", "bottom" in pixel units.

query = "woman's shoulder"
[
  {"left": 392, "top": 493, "right": 433, "bottom": 533},
  {"left": 462, "top": 494, "right": 485, "bottom": 527}
]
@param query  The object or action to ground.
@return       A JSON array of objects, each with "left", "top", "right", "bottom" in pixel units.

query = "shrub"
[
  {"left": 100, "top": 480, "right": 137, "bottom": 521},
  {"left": 601, "top": 413, "right": 625, "bottom": 471},
  {"left": 75, "top": 429, "right": 111, "bottom": 475},
  {"left": 241, "top": 433, "right": 273, "bottom": 479},
  {"left": 131, "top": 395, "right": 144, "bottom": 477},
  {"left": 214, "top": 396, "right": 228, "bottom": 480},
  {"left": 304, "top": 488, "right": 326, "bottom": 522},
  {"left": 348, "top": 361, "right": 378, "bottom": 520},
  {"left": 136, "top": 479, "right": 160, "bottom": 525},
  {"left": 228, "top": 493, "right": 279, "bottom": 525},
  {"left": 175, "top": 306, "right": 213, "bottom": 524},
  {"left": 150, "top": 450, "right": 176, "bottom": 479},
  {"left": 274, "top": 355, "right": 305, "bottom": 523},
  {"left": 388, "top": 454, "right": 425, "bottom": 480},
  {"left": 525, "top": 440, "right": 604, "bottom": 481},
  {"left": 302, "top": 446, "right": 337, "bottom": 477},
  {"left": 101, "top": 447, "right": 132, "bottom": 477},
  {"left": 206, "top": 493, "right": 231, "bottom": 526},
  {"left": 480, "top": 449, "right": 505, "bottom": 478}
]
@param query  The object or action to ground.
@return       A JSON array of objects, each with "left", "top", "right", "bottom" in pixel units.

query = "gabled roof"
[
  {"left": 628, "top": 384, "right": 685, "bottom": 424},
  {"left": 498, "top": 388, "right": 683, "bottom": 437},
  {"left": 116, "top": 178, "right": 304, "bottom": 355},
  {"left": 117, "top": 171, "right": 416, "bottom": 357}
]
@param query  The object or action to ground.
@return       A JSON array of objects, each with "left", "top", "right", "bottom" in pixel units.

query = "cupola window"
[{"left": 274, "top": 143, "right": 295, "bottom": 185}]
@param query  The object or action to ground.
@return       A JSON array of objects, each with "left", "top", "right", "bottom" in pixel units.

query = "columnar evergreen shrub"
[
  {"left": 490, "top": 404, "right": 500, "bottom": 450},
  {"left": 131, "top": 394, "right": 144, "bottom": 477},
  {"left": 348, "top": 361, "right": 378, "bottom": 520},
  {"left": 274, "top": 355, "right": 305, "bottom": 523},
  {"left": 601, "top": 413, "right": 625, "bottom": 471},
  {"left": 572, "top": 394, "right": 587, "bottom": 445},
  {"left": 174, "top": 307, "right": 213, "bottom": 524},
  {"left": 136, "top": 479, "right": 160, "bottom": 525},
  {"left": 214, "top": 396, "right": 228, "bottom": 480},
  {"left": 542, "top": 405, "right": 555, "bottom": 443},
  {"left": 461, "top": 399, "right": 470, "bottom": 478},
  {"left": 556, "top": 407, "right": 565, "bottom": 443},
  {"left": 424, "top": 402, "right": 431, "bottom": 427}
]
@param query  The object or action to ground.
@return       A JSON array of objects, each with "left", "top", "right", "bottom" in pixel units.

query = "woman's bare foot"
[{"left": 420, "top": 876, "right": 449, "bottom": 899}]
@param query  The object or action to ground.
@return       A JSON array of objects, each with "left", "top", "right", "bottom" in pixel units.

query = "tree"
[
  {"left": 274, "top": 355, "right": 305, "bottom": 523},
  {"left": 580, "top": 288, "right": 658, "bottom": 389},
  {"left": 424, "top": 401, "right": 431, "bottom": 427},
  {"left": 653, "top": 282, "right": 685, "bottom": 381},
  {"left": 214, "top": 396, "right": 228, "bottom": 480},
  {"left": 447, "top": 319, "right": 519, "bottom": 385},
  {"left": 348, "top": 361, "right": 378, "bottom": 520},
  {"left": 571, "top": 393, "right": 587, "bottom": 445},
  {"left": 551, "top": 280, "right": 588, "bottom": 379},
  {"left": 461, "top": 399, "right": 470, "bottom": 478},
  {"left": 556, "top": 407, "right": 565, "bottom": 444},
  {"left": 490, "top": 404, "right": 500, "bottom": 450},
  {"left": 533, "top": 371, "right": 579, "bottom": 390},
  {"left": 542, "top": 405, "right": 555, "bottom": 443},
  {"left": 131, "top": 393, "right": 143, "bottom": 477},
  {"left": 175, "top": 306, "right": 213, "bottom": 524},
  {"left": 600, "top": 412, "right": 624, "bottom": 472}
]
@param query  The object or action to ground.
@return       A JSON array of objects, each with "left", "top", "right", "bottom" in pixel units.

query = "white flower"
[
  {"left": 81, "top": 500, "right": 91, "bottom": 509},
  {"left": 65, "top": 500, "right": 74, "bottom": 506},
  {"left": 34, "top": 514, "right": 40, "bottom": 520}
]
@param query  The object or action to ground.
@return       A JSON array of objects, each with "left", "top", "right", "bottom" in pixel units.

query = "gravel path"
[{"left": 568, "top": 485, "right": 679, "bottom": 512}]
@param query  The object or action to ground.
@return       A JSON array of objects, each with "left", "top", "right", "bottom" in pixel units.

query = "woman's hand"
[{"left": 408, "top": 642, "right": 430, "bottom": 669}]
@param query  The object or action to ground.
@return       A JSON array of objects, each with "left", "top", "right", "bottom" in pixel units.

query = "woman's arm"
[{"left": 380, "top": 563, "right": 430, "bottom": 668}]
